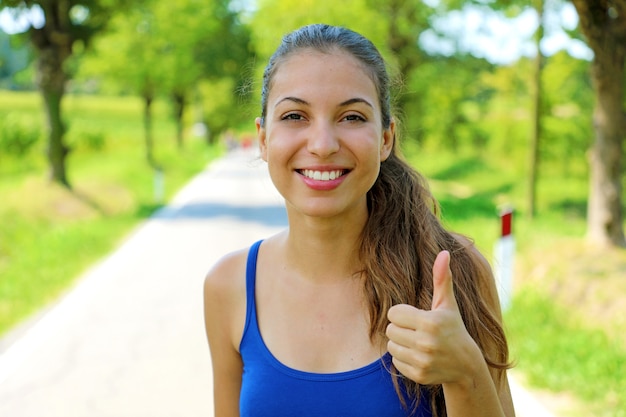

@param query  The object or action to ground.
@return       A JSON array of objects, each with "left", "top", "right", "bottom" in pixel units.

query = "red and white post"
[{"left": 493, "top": 207, "right": 514, "bottom": 311}]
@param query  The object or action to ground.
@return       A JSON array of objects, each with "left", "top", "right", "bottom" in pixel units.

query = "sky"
[
  {"left": 0, "top": 2, "right": 593, "bottom": 65},
  {"left": 0, "top": 5, "right": 44, "bottom": 34},
  {"left": 420, "top": 2, "right": 593, "bottom": 64}
]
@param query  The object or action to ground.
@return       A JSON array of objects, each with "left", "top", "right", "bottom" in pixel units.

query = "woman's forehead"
[
  {"left": 268, "top": 50, "right": 378, "bottom": 102},
  {"left": 277, "top": 48, "right": 365, "bottom": 73}
]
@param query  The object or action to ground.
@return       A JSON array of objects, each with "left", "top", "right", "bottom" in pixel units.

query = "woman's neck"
[{"left": 279, "top": 208, "right": 367, "bottom": 284}]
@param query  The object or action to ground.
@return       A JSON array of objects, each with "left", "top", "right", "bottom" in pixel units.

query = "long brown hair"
[
  {"left": 261, "top": 23, "right": 510, "bottom": 417},
  {"left": 363, "top": 147, "right": 511, "bottom": 415}
]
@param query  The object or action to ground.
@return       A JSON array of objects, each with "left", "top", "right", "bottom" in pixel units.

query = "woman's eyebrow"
[
  {"left": 338, "top": 97, "right": 374, "bottom": 108},
  {"left": 275, "top": 96, "right": 309, "bottom": 107}
]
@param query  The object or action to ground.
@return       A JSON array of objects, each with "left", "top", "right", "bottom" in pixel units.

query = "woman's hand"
[{"left": 386, "top": 250, "right": 482, "bottom": 387}]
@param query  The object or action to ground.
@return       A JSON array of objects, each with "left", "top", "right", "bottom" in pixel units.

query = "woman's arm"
[
  {"left": 466, "top": 242, "right": 516, "bottom": 417},
  {"left": 204, "top": 251, "right": 248, "bottom": 417}
]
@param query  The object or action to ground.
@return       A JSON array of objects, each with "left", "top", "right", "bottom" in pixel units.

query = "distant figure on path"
[{"left": 203, "top": 24, "right": 516, "bottom": 417}]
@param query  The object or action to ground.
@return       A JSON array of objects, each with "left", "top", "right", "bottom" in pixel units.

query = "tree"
[
  {"left": 80, "top": 0, "right": 252, "bottom": 158},
  {"left": 188, "top": 0, "right": 252, "bottom": 143},
  {"left": 251, "top": 0, "right": 385, "bottom": 59},
  {"left": 541, "top": 51, "right": 593, "bottom": 175},
  {"left": 374, "top": 0, "right": 433, "bottom": 127},
  {"left": 414, "top": 55, "right": 494, "bottom": 151},
  {"left": 0, "top": 0, "right": 132, "bottom": 187},
  {"left": 528, "top": 0, "right": 545, "bottom": 219},
  {"left": 81, "top": 2, "right": 165, "bottom": 168},
  {"left": 571, "top": 0, "right": 626, "bottom": 247}
]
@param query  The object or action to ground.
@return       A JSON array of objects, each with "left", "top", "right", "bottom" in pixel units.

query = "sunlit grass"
[{"left": 506, "top": 289, "right": 626, "bottom": 417}]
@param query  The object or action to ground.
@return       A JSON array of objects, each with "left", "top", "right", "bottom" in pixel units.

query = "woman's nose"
[{"left": 307, "top": 120, "right": 340, "bottom": 157}]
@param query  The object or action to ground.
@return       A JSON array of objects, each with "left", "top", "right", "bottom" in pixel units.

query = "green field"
[{"left": 1, "top": 90, "right": 625, "bottom": 416}]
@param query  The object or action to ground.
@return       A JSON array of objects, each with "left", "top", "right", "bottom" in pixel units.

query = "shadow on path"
[{"left": 154, "top": 201, "right": 288, "bottom": 228}]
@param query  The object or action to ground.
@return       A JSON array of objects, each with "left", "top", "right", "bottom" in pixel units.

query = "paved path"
[{"left": 0, "top": 148, "right": 556, "bottom": 417}]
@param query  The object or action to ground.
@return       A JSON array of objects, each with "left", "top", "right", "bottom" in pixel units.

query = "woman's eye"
[
  {"left": 344, "top": 114, "right": 365, "bottom": 122},
  {"left": 282, "top": 113, "right": 303, "bottom": 121}
]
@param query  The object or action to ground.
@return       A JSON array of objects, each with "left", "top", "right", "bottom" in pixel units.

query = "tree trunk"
[
  {"left": 143, "top": 93, "right": 157, "bottom": 169},
  {"left": 528, "top": 0, "right": 545, "bottom": 219},
  {"left": 587, "top": 52, "right": 625, "bottom": 246},
  {"left": 39, "top": 50, "right": 69, "bottom": 187},
  {"left": 31, "top": 1, "right": 73, "bottom": 188},
  {"left": 172, "top": 92, "right": 186, "bottom": 149},
  {"left": 571, "top": 0, "right": 626, "bottom": 247}
]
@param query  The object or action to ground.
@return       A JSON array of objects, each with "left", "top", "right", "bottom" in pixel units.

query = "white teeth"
[{"left": 303, "top": 169, "right": 343, "bottom": 181}]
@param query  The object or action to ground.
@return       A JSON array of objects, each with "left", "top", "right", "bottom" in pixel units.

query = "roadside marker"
[{"left": 494, "top": 207, "right": 514, "bottom": 311}]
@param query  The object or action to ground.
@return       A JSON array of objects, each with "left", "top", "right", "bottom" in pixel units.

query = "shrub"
[
  {"left": 66, "top": 127, "right": 107, "bottom": 151},
  {"left": 0, "top": 113, "right": 41, "bottom": 156}
]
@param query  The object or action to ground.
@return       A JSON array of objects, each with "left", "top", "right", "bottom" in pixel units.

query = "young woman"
[{"left": 204, "top": 24, "right": 516, "bottom": 417}]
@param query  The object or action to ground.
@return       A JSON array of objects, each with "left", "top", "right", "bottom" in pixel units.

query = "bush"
[
  {"left": 0, "top": 113, "right": 41, "bottom": 156},
  {"left": 67, "top": 127, "right": 107, "bottom": 151}
]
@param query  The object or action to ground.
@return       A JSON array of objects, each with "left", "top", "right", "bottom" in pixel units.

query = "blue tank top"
[{"left": 239, "top": 240, "right": 432, "bottom": 417}]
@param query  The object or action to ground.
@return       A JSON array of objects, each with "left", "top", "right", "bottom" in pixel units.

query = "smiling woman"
[{"left": 203, "top": 24, "right": 516, "bottom": 417}]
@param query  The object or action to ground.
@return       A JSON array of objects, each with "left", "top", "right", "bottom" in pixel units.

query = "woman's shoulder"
[
  {"left": 452, "top": 233, "right": 491, "bottom": 271},
  {"left": 452, "top": 232, "right": 502, "bottom": 316},
  {"left": 204, "top": 246, "right": 250, "bottom": 298},
  {"left": 204, "top": 235, "right": 279, "bottom": 297}
]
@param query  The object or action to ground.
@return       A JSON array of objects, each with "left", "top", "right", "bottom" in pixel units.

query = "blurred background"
[{"left": 0, "top": 0, "right": 624, "bottom": 416}]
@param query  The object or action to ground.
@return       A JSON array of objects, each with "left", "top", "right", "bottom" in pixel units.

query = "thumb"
[{"left": 431, "top": 250, "right": 459, "bottom": 311}]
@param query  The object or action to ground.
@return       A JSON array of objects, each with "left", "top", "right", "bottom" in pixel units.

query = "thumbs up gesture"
[{"left": 386, "top": 251, "right": 481, "bottom": 385}]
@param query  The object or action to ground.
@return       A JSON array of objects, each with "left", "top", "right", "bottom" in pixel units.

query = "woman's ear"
[
  {"left": 380, "top": 119, "right": 395, "bottom": 161},
  {"left": 256, "top": 117, "right": 268, "bottom": 161}
]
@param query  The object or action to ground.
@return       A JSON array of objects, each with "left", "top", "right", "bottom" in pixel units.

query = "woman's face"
[{"left": 257, "top": 49, "right": 394, "bottom": 220}]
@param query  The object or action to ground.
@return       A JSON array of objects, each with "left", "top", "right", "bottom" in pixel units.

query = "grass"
[
  {"left": 506, "top": 288, "right": 626, "bottom": 417},
  {"left": 0, "top": 90, "right": 225, "bottom": 335},
  {"left": 506, "top": 238, "right": 626, "bottom": 417}
]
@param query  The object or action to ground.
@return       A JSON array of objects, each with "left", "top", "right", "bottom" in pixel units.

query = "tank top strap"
[
  {"left": 240, "top": 240, "right": 263, "bottom": 351},
  {"left": 245, "top": 240, "right": 263, "bottom": 301}
]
